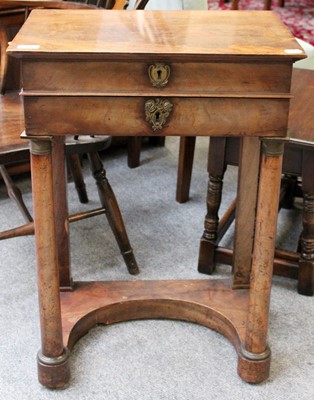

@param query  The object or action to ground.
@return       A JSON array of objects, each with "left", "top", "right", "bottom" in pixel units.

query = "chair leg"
[
  {"left": 0, "top": 164, "right": 33, "bottom": 222},
  {"left": 198, "top": 138, "right": 227, "bottom": 275},
  {"left": 176, "top": 137, "right": 196, "bottom": 203},
  {"left": 298, "top": 194, "right": 314, "bottom": 296},
  {"left": 128, "top": 136, "right": 166, "bottom": 169},
  {"left": 264, "top": 0, "right": 272, "bottom": 10},
  {"left": 298, "top": 150, "right": 314, "bottom": 296},
  {"left": 67, "top": 153, "right": 89, "bottom": 203},
  {"left": 231, "top": 0, "right": 239, "bottom": 9},
  {"left": 87, "top": 151, "right": 139, "bottom": 275},
  {"left": 127, "top": 137, "right": 142, "bottom": 168},
  {"left": 280, "top": 175, "right": 298, "bottom": 209}
]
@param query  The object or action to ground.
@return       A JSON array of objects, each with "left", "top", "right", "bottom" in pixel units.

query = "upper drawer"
[{"left": 22, "top": 60, "right": 292, "bottom": 95}]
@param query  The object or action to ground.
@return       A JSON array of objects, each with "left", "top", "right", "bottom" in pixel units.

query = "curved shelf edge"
[
  {"left": 67, "top": 297, "right": 241, "bottom": 351},
  {"left": 60, "top": 279, "right": 270, "bottom": 383}
]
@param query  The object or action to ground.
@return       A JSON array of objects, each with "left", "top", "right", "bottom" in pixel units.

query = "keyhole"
[
  {"left": 155, "top": 111, "right": 160, "bottom": 123},
  {"left": 157, "top": 69, "right": 162, "bottom": 80}
]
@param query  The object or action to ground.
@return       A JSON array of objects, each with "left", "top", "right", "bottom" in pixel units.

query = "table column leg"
[
  {"left": 232, "top": 137, "right": 261, "bottom": 289},
  {"left": 52, "top": 137, "right": 73, "bottom": 290},
  {"left": 238, "top": 139, "right": 284, "bottom": 383},
  {"left": 30, "top": 138, "right": 70, "bottom": 388}
]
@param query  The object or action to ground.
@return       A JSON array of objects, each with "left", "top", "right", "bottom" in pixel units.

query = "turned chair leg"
[
  {"left": 198, "top": 138, "right": 227, "bottom": 274},
  {"left": 298, "top": 150, "right": 314, "bottom": 296},
  {"left": 87, "top": 151, "right": 139, "bottom": 275},
  {"left": 298, "top": 193, "right": 314, "bottom": 296}
]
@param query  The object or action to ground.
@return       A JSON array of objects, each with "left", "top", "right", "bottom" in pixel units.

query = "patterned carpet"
[{"left": 208, "top": 0, "right": 314, "bottom": 45}]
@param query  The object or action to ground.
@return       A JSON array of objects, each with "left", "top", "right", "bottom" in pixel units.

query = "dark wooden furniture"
[
  {"left": 177, "top": 68, "right": 314, "bottom": 297},
  {"left": 8, "top": 10, "right": 304, "bottom": 388},
  {"left": 0, "top": 0, "right": 154, "bottom": 169},
  {"left": 231, "top": 0, "right": 285, "bottom": 9},
  {"left": 0, "top": 1, "right": 139, "bottom": 278}
]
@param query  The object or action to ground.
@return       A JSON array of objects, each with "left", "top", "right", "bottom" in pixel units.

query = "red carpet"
[{"left": 208, "top": 0, "right": 314, "bottom": 45}]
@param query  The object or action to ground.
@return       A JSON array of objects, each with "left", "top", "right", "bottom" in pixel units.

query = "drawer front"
[
  {"left": 23, "top": 96, "right": 290, "bottom": 137},
  {"left": 22, "top": 60, "right": 292, "bottom": 95}
]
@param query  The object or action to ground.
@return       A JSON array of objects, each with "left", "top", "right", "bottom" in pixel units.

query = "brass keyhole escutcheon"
[
  {"left": 145, "top": 98, "right": 173, "bottom": 132},
  {"left": 148, "top": 63, "right": 171, "bottom": 88}
]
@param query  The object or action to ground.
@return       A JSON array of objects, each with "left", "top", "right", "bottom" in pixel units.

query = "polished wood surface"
[
  {"left": 8, "top": 10, "right": 304, "bottom": 388},
  {"left": 8, "top": 11, "right": 304, "bottom": 140},
  {"left": 8, "top": 10, "right": 303, "bottom": 58}
]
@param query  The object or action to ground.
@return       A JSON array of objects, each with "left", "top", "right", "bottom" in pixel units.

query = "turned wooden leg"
[
  {"left": 198, "top": 138, "right": 227, "bottom": 274},
  {"left": 298, "top": 150, "right": 314, "bottom": 296},
  {"left": 30, "top": 137, "right": 70, "bottom": 388},
  {"left": 239, "top": 139, "right": 284, "bottom": 383},
  {"left": 176, "top": 136, "right": 196, "bottom": 203},
  {"left": 87, "top": 152, "right": 139, "bottom": 275},
  {"left": 298, "top": 194, "right": 314, "bottom": 296}
]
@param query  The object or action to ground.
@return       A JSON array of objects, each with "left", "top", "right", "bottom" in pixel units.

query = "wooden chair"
[
  {"left": 177, "top": 68, "right": 314, "bottom": 296},
  {"left": 0, "top": 0, "right": 141, "bottom": 284}
]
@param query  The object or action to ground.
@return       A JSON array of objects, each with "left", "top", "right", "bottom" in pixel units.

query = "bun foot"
[
  {"left": 237, "top": 346, "right": 271, "bottom": 383},
  {"left": 37, "top": 348, "right": 71, "bottom": 389}
]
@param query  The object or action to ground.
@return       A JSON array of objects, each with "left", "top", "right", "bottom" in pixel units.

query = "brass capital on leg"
[
  {"left": 22, "top": 133, "right": 54, "bottom": 155},
  {"left": 261, "top": 137, "right": 287, "bottom": 157}
]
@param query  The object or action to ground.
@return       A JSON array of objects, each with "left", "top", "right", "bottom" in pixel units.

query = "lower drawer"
[{"left": 23, "top": 96, "right": 290, "bottom": 137}]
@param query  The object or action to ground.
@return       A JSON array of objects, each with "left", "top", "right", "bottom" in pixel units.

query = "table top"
[{"left": 8, "top": 9, "right": 305, "bottom": 61}]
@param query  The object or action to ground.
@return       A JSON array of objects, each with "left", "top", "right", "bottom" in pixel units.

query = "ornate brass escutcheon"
[
  {"left": 145, "top": 98, "right": 173, "bottom": 132},
  {"left": 148, "top": 63, "right": 171, "bottom": 88}
]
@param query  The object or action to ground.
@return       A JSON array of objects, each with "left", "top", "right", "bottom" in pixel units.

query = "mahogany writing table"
[{"left": 8, "top": 9, "right": 305, "bottom": 388}]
